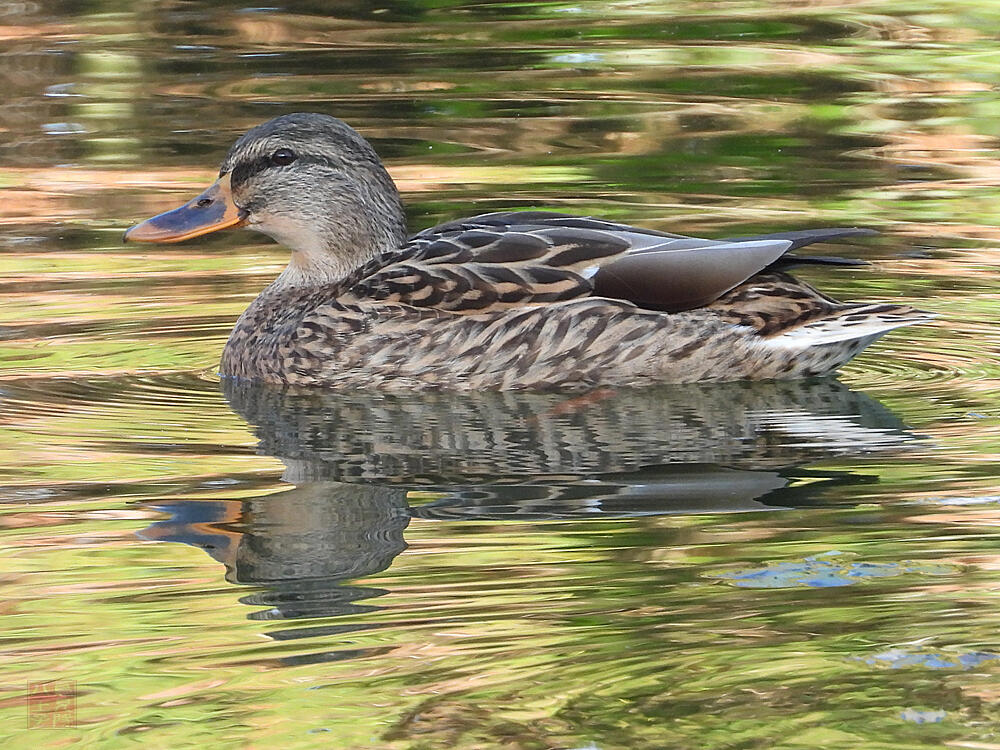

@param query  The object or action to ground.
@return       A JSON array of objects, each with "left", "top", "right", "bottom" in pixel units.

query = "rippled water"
[{"left": 3, "top": 1, "right": 1000, "bottom": 747}]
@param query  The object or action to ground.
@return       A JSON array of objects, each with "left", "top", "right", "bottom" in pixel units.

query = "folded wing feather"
[{"left": 344, "top": 211, "right": 867, "bottom": 314}]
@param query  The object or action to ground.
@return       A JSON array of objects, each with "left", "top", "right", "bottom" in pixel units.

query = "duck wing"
[{"left": 344, "top": 211, "right": 868, "bottom": 314}]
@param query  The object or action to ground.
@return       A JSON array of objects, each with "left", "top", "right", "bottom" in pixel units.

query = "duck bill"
[{"left": 124, "top": 172, "right": 247, "bottom": 243}]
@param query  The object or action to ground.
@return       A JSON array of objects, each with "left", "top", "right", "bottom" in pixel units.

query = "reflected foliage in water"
[{"left": 2, "top": 0, "right": 1000, "bottom": 747}]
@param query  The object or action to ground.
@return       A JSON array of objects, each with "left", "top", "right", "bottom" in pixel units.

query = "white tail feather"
[{"left": 765, "top": 307, "right": 936, "bottom": 349}]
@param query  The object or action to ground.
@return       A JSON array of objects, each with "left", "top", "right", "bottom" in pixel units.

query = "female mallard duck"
[{"left": 125, "top": 113, "right": 931, "bottom": 390}]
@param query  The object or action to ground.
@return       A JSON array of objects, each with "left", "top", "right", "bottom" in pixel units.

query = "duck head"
[{"left": 124, "top": 113, "right": 407, "bottom": 288}]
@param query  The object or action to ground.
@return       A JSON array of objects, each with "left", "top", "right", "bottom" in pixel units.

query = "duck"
[{"left": 124, "top": 112, "right": 932, "bottom": 391}]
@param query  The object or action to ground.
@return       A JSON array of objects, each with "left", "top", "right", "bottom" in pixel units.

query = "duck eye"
[{"left": 270, "top": 148, "right": 296, "bottom": 166}]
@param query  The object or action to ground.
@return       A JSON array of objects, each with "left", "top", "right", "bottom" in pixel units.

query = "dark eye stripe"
[{"left": 230, "top": 156, "right": 270, "bottom": 190}]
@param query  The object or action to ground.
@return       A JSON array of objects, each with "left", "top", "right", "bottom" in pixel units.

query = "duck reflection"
[{"left": 141, "top": 379, "right": 917, "bottom": 638}]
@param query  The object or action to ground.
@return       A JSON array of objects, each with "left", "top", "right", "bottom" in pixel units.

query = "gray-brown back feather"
[{"left": 340, "top": 211, "right": 798, "bottom": 314}]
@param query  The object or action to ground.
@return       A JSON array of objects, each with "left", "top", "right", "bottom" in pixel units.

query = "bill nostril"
[{"left": 196, "top": 198, "right": 213, "bottom": 208}]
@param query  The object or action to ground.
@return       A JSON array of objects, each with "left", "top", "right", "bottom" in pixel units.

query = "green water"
[{"left": 2, "top": 1, "right": 1000, "bottom": 747}]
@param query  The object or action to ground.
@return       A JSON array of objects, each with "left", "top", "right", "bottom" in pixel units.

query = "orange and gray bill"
[{"left": 123, "top": 172, "right": 246, "bottom": 243}]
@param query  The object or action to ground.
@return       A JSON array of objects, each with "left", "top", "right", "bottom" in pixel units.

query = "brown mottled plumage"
[{"left": 124, "top": 113, "right": 933, "bottom": 390}]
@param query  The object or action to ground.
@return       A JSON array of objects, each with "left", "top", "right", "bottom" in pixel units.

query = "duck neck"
[
  {"left": 269, "top": 248, "right": 362, "bottom": 292},
  {"left": 263, "top": 210, "right": 408, "bottom": 294}
]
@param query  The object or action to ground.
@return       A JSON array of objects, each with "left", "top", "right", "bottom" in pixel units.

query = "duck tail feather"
[
  {"left": 770, "top": 254, "right": 870, "bottom": 269},
  {"left": 764, "top": 304, "right": 937, "bottom": 348},
  {"left": 724, "top": 227, "right": 876, "bottom": 252}
]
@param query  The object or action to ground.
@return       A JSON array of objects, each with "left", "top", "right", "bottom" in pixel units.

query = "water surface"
[{"left": 2, "top": 1, "right": 1000, "bottom": 747}]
